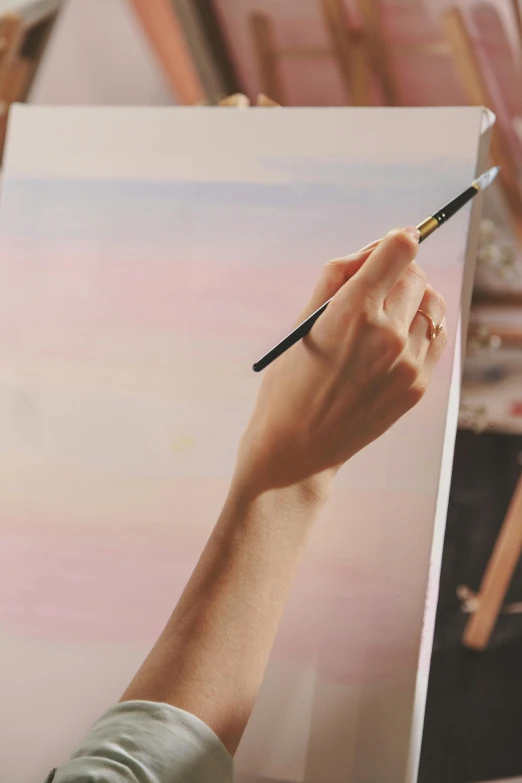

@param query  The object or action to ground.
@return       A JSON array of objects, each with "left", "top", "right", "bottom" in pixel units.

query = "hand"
[{"left": 235, "top": 228, "right": 447, "bottom": 498}]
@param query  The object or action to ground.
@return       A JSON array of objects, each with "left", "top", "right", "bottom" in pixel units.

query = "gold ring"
[{"left": 417, "top": 309, "right": 444, "bottom": 342}]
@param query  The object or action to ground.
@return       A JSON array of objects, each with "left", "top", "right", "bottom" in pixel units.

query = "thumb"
[{"left": 295, "top": 239, "right": 381, "bottom": 324}]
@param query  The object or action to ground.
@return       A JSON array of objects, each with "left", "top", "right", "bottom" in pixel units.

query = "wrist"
[
  {"left": 228, "top": 467, "right": 332, "bottom": 522},
  {"left": 233, "top": 425, "right": 335, "bottom": 504}
]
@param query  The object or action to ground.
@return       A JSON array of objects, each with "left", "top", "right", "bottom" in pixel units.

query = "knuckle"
[
  {"left": 387, "top": 229, "right": 419, "bottom": 257},
  {"left": 324, "top": 257, "right": 342, "bottom": 271},
  {"left": 356, "top": 294, "right": 381, "bottom": 326},
  {"left": 405, "top": 378, "right": 427, "bottom": 407},
  {"left": 381, "top": 322, "right": 408, "bottom": 356},
  {"left": 409, "top": 261, "right": 428, "bottom": 288},
  {"left": 406, "top": 262, "right": 427, "bottom": 285},
  {"left": 322, "top": 253, "right": 364, "bottom": 290},
  {"left": 322, "top": 258, "right": 344, "bottom": 282},
  {"left": 426, "top": 286, "right": 446, "bottom": 317},
  {"left": 397, "top": 355, "right": 421, "bottom": 387}
]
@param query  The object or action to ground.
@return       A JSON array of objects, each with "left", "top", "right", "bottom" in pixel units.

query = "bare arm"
[
  {"left": 121, "top": 480, "right": 327, "bottom": 754},
  {"left": 120, "top": 228, "right": 447, "bottom": 754}
]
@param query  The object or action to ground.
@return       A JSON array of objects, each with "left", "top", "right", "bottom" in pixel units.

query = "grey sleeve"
[{"left": 52, "top": 700, "right": 234, "bottom": 783}]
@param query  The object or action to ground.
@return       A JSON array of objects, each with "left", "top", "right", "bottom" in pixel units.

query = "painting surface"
[{"left": 0, "top": 106, "right": 484, "bottom": 782}]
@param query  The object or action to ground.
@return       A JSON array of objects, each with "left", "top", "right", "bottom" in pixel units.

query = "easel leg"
[
  {"left": 128, "top": 0, "right": 205, "bottom": 104},
  {"left": 463, "top": 472, "right": 522, "bottom": 650},
  {"left": 443, "top": 8, "right": 522, "bottom": 246},
  {"left": 249, "top": 13, "right": 286, "bottom": 107}
]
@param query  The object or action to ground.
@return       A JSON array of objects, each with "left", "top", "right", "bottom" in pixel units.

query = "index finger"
[{"left": 351, "top": 227, "right": 420, "bottom": 300}]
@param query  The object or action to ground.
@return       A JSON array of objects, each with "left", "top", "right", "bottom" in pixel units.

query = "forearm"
[{"left": 120, "top": 477, "right": 330, "bottom": 754}]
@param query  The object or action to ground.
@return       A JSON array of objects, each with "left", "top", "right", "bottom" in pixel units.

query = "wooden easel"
[
  {"left": 351, "top": 0, "right": 398, "bottom": 105},
  {"left": 350, "top": 0, "right": 453, "bottom": 106},
  {"left": 249, "top": 0, "right": 374, "bottom": 106},
  {"left": 250, "top": 0, "right": 455, "bottom": 108},
  {"left": 512, "top": 0, "right": 522, "bottom": 43},
  {"left": 0, "top": 5, "right": 59, "bottom": 162},
  {"left": 443, "top": 7, "right": 522, "bottom": 245},
  {"left": 0, "top": 14, "right": 28, "bottom": 159},
  {"left": 462, "top": 292, "right": 522, "bottom": 649},
  {"left": 463, "top": 471, "right": 522, "bottom": 649},
  {"left": 128, "top": 0, "right": 205, "bottom": 104}
]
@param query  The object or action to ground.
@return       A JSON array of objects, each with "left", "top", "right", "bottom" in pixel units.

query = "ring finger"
[
  {"left": 409, "top": 285, "right": 446, "bottom": 362},
  {"left": 384, "top": 262, "right": 427, "bottom": 328},
  {"left": 424, "top": 316, "right": 448, "bottom": 377}
]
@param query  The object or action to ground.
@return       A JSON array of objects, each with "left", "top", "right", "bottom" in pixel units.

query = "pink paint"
[
  {"left": 0, "top": 525, "right": 195, "bottom": 643},
  {"left": 0, "top": 507, "right": 429, "bottom": 685}
]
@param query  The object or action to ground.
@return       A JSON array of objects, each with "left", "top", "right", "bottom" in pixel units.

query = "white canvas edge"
[{"left": 405, "top": 110, "right": 495, "bottom": 783}]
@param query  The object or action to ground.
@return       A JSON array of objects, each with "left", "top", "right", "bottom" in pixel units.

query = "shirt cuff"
[{"left": 53, "top": 700, "right": 233, "bottom": 783}]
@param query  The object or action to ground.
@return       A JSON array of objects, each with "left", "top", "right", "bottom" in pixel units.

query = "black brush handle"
[
  {"left": 253, "top": 297, "right": 332, "bottom": 372},
  {"left": 433, "top": 185, "right": 477, "bottom": 226}
]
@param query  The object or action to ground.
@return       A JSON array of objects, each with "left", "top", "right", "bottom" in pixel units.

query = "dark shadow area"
[{"left": 420, "top": 430, "right": 522, "bottom": 783}]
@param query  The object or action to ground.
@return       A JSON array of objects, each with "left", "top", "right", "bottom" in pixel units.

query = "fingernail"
[{"left": 403, "top": 226, "right": 421, "bottom": 242}]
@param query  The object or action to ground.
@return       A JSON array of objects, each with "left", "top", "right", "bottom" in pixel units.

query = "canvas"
[{"left": 0, "top": 105, "right": 489, "bottom": 782}]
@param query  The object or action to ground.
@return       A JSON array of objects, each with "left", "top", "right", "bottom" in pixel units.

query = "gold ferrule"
[{"left": 417, "top": 216, "right": 439, "bottom": 241}]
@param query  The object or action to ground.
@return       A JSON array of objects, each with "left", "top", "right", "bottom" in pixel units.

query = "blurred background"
[{"left": 1, "top": 2, "right": 522, "bottom": 782}]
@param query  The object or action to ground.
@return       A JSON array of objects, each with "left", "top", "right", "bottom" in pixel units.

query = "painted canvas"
[{"left": 0, "top": 106, "right": 488, "bottom": 782}]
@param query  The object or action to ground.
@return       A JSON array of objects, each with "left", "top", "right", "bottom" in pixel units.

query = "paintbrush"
[{"left": 253, "top": 165, "right": 500, "bottom": 373}]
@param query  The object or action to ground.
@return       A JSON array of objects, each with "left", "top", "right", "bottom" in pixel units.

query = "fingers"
[
  {"left": 296, "top": 243, "right": 379, "bottom": 324},
  {"left": 356, "top": 238, "right": 382, "bottom": 254},
  {"left": 384, "top": 262, "right": 427, "bottom": 328},
  {"left": 409, "top": 285, "right": 447, "bottom": 361},
  {"left": 299, "top": 231, "right": 447, "bottom": 399},
  {"left": 424, "top": 316, "right": 448, "bottom": 375},
  {"left": 257, "top": 93, "right": 281, "bottom": 106},
  {"left": 397, "top": 288, "right": 446, "bottom": 410},
  {"left": 218, "top": 93, "right": 250, "bottom": 107},
  {"left": 351, "top": 227, "right": 420, "bottom": 301},
  {"left": 218, "top": 93, "right": 282, "bottom": 107}
]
